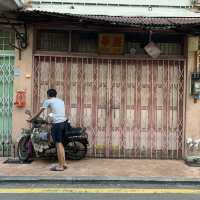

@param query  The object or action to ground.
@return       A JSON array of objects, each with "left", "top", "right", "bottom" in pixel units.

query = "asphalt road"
[{"left": 0, "top": 182, "right": 199, "bottom": 200}]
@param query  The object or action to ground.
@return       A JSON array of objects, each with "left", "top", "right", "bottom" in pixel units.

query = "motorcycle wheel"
[
  {"left": 65, "top": 141, "right": 87, "bottom": 160},
  {"left": 17, "top": 136, "right": 31, "bottom": 162}
]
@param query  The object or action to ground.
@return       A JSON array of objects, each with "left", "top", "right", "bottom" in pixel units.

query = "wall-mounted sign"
[
  {"left": 144, "top": 42, "right": 161, "bottom": 59},
  {"left": 98, "top": 33, "right": 124, "bottom": 54},
  {"left": 14, "top": 67, "right": 21, "bottom": 77}
]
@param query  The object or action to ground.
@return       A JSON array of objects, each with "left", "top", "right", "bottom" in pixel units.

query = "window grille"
[{"left": 36, "top": 30, "right": 69, "bottom": 51}]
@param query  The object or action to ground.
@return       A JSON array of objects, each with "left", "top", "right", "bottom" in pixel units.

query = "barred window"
[
  {"left": 36, "top": 30, "right": 183, "bottom": 56},
  {"left": 0, "top": 31, "right": 15, "bottom": 52},
  {"left": 71, "top": 31, "right": 98, "bottom": 53},
  {"left": 125, "top": 33, "right": 183, "bottom": 56},
  {"left": 36, "top": 30, "right": 69, "bottom": 51}
]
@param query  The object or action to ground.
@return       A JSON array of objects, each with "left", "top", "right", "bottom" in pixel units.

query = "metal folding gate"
[
  {"left": 0, "top": 31, "right": 14, "bottom": 156},
  {"left": 0, "top": 56, "right": 14, "bottom": 156},
  {"left": 33, "top": 55, "right": 185, "bottom": 159}
]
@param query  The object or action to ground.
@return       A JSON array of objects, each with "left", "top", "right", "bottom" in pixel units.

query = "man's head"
[{"left": 47, "top": 89, "right": 57, "bottom": 98}]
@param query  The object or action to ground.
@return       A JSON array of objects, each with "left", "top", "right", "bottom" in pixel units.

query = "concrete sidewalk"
[{"left": 0, "top": 158, "right": 200, "bottom": 184}]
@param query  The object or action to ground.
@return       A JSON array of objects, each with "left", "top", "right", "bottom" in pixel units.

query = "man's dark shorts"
[{"left": 51, "top": 121, "right": 66, "bottom": 143}]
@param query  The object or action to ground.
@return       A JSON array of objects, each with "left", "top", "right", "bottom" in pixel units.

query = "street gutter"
[{"left": 0, "top": 176, "right": 200, "bottom": 186}]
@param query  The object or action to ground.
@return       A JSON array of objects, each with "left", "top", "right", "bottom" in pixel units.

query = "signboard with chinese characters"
[{"left": 98, "top": 33, "right": 124, "bottom": 54}]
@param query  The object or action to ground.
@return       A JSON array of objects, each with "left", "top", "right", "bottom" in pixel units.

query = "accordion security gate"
[
  {"left": 0, "top": 56, "right": 14, "bottom": 156},
  {"left": 0, "top": 31, "right": 14, "bottom": 157},
  {"left": 33, "top": 55, "right": 185, "bottom": 159}
]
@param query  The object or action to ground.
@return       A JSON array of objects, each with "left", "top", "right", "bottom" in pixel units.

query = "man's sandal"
[{"left": 50, "top": 165, "right": 65, "bottom": 171}]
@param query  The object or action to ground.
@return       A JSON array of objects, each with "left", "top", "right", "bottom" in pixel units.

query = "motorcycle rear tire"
[
  {"left": 65, "top": 141, "right": 87, "bottom": 160},
  {"left": 17, "top": 136, "right": 31, "bottom": 162}
]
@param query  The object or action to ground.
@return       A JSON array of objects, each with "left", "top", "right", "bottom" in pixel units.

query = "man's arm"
[{"left": 28, "top": 108, "right": 45, "bottom": 122}]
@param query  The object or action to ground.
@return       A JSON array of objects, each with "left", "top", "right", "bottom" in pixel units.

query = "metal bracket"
[{"left": 10, "top": 23, "right": 28, "bottom": 50}]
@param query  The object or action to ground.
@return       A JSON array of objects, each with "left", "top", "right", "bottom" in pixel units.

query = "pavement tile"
[{"left": 0, "top": 158, "right": 200, "bottom": 178}]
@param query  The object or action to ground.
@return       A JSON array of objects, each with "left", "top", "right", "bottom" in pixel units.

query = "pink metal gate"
[{"left": 33, "top": 55, "right": 185, "bottom": 159}]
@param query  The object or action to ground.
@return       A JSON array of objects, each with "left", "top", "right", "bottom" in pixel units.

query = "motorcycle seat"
[{"left": 65, "top": 127, "right": 85, "bottom": 137}]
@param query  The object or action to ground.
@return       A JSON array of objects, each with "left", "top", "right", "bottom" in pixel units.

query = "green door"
[{"left": 0, "top": 31, "right": 14, "bottom": 156}]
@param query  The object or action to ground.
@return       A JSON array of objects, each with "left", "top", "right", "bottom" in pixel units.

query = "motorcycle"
[{"left": 17, "top": 110, "right": 89, "bottom": 162}]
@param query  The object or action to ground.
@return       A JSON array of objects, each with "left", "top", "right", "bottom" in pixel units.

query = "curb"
[{"left": 0, "top": 176, "right": 200, "bottom": 185}]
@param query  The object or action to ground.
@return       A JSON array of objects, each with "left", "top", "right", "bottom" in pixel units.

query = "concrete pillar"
[
  {"left": 12, "top": 26, "right": 33, "bottom": 142},
  {"left": 185, "top": 36, "right": 200, "bottom": 146}
]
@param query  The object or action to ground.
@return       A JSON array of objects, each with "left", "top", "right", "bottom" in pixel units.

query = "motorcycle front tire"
[
  {"left": 17, "top": 136, "right": 31, "bottom": 162},
  {"left": 65, "top": 140, "right": 87, "bottom": 160}
]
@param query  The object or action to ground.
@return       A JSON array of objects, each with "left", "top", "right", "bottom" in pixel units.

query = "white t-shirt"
[{"left": 42, "top": 97, "right": 66, "bottom": 124}]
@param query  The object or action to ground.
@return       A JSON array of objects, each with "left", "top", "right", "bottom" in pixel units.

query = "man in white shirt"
[{"left": 29, "top": 89, "right": 67, "bottom": 171}]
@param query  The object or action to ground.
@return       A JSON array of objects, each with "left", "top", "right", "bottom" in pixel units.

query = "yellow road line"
[{"left": 0, "top": 188, "right": 200, "bottom": 194}]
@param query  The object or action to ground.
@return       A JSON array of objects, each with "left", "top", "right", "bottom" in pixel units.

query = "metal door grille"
[
  {"left": 0, "top": 31, "right": 14, "bottom": 156},
  {"left": 33, "top": 55, "right": 185, "bottom": 159},
  {"left": 0, "top": 57, "right": 14, "bottom": 156}
]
